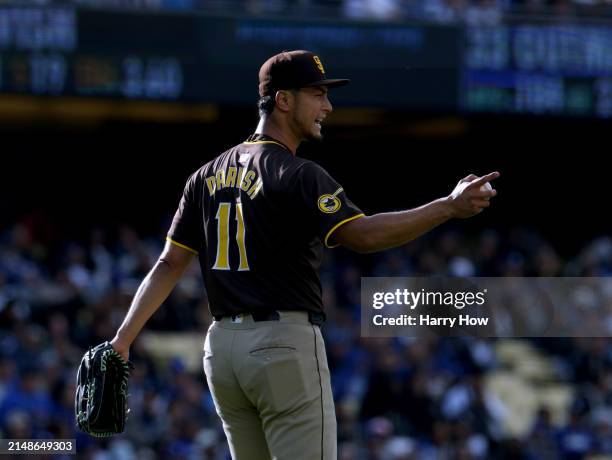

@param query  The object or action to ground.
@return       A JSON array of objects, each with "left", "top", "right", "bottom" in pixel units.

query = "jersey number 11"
[{"left": 212, "top": 202, "right": 250, "bottom": 271}]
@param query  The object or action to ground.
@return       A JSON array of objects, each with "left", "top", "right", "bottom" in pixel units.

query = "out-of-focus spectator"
[{"left": 1, "top": 218, "right": 612, "bottom": 457}]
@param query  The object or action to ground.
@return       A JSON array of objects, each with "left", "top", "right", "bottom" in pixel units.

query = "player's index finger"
[{"left": 472, "top": 172, "right": 500, "bottom": 187}]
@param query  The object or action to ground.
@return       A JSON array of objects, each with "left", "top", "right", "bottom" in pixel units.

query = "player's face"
[{"left": 292, "top": 86, "right": 333, "bottom": 141}]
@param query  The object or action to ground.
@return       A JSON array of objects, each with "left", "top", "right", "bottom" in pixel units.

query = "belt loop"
[{"left": 308, "top": 311, "right": 326, "bottom": 326}]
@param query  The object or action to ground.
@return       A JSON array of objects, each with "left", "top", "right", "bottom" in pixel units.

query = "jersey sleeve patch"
[
  {"left": 317, "top": 187, "right": 343, "bottom": 214},
  {"left": 292, "top": 162, "right": 364, "bottom": 245}
]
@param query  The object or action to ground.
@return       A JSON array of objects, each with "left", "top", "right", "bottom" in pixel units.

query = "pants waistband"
[{"left": 213, "top": 310, "right": 325, "bottom": 326}]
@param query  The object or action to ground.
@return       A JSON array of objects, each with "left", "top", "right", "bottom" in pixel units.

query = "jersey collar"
[{"left": 244, "top": 133, "right": 291, "bottom": 152}]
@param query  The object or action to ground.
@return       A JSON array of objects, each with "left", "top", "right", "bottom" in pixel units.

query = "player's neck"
[{"left": 255, "top": 117, "right": 299, "bottom": 155}]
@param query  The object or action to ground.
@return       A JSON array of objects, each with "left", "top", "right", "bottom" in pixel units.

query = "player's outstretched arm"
[
  {"left": 332, "top": 172, "right": 500, "bottom": 254},
  {"left": 110, "top": 241, "right": 196, "bottom": 361}
]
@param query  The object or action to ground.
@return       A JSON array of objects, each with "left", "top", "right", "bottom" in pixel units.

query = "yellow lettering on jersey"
[
  {"left": 205, "top": 177, "right": 216, "bottom": 195},
  {"left": 226, "top": 166, "right": 237, "bottom": 188},
  {"left": 235, "top": 203, "right": 250, "bottom": 271},
  {"left": 236, "top": 167, "right": 245, "bottom": 189},
  {"left": 204, "top": 168, "right": 262, "bottom": 199},
  {"left": 247, "top": 178, "right": 263, "bottom": 199},
  {"left": 241, "top": 170, "right": 255, "bottom": 192},
  {"left": 212, "top": 202, "right": 231, "bottom": 270},
  {"left": 216, "top": 170, "right": 226, "bottom": 190}
]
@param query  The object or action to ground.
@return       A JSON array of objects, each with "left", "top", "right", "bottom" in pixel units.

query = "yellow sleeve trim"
[
  {"left": 324, "top": 213, "right": 366, "bottom": 249},
  {"left": 166, "top": 237, "right": 199, "bottom": 255}
]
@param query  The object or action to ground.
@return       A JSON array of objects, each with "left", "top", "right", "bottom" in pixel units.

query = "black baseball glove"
[{"left": 75, "top": 341, "right": 134, "bottom": 437}]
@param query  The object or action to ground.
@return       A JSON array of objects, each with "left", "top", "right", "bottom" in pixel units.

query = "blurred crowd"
[
  {"left": 1, "top": 216, "right": 611, "bottom": 459},
  {"left": 8, "top": 0, "right": 612, "bottom": 22}
]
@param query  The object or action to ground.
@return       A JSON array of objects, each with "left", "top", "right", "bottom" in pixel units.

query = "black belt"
[{"left": 213, "top": 310, "right": 326, "bottom": 326}]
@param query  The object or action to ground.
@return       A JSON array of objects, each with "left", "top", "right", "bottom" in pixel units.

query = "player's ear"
[{"left": 274, "top": 90, "right": 293, "bottom": 113}]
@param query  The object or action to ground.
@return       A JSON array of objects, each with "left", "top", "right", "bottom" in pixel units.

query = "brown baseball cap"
[{"left": 258, "top": 50, "right": 350, "bottom": 97}]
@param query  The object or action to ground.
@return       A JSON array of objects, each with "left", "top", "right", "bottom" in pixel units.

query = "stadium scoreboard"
[
  {"left": 462, "top": 24, "right": 612, "bottom": 117},
  {"left": 0, "top": 6, "right": 610, "bottom": 117}
]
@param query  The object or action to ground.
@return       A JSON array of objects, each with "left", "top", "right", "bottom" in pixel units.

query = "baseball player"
[{"left": 110, "top": 50, "right": 499, "bottom": 459}]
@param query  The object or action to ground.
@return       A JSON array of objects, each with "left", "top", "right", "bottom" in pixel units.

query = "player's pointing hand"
[{"left": 448, "top": 171, "right": 500, "bottom": 218}]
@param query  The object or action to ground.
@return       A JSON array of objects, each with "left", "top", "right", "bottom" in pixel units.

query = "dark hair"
[
  {"left": 257, "top": 89, "right": 298, "bottom": 118},
  {"left": 257, "top": 95, "right": 275, "bottom": 118}
]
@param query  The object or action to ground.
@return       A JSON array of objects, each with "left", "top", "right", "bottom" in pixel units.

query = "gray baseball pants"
[{"left": 203, "top": 311, "right": 337, "bottom": 460}]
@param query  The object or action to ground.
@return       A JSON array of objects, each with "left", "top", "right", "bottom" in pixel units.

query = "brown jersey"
[{"left": 167, "top": 133, "right": 364, "bottom": 317}]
